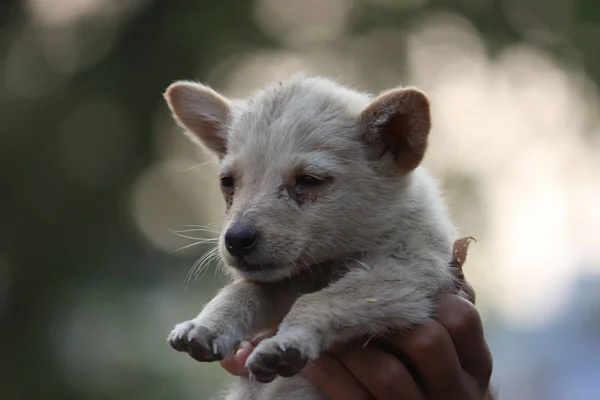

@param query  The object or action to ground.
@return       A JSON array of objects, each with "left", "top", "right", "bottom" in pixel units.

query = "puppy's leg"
[
  {"left": 246, "top": 268, "right": 437, "bottom": 382},
  {"left": 168, "top": 280, "right": 296, "bottom": 362}
]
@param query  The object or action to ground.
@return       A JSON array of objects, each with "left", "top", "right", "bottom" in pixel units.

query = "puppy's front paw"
[
  {"left": 167, "top": 320, "right": 238, "bottom": 362},
  {"left": 246, "top": 338, "right": 309, "bottom": 383}
]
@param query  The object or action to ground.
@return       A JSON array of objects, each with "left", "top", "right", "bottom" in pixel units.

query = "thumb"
[{"left": 220, "top": 341, "right": 254, "bottom": 376}]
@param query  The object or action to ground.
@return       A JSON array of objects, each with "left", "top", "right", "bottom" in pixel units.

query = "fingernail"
[
  {"left": 236, "top": 341, "right": 252, "bottom": 355},
  {"left": 250, "top": 331, "right": 275, "bottom": 345}
]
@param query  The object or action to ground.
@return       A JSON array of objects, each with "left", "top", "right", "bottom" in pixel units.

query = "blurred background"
[{"left": 1, "top": 0, "right": 600, "bottom": 399}]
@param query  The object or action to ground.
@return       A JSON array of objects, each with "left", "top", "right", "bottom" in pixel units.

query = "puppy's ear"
[
  {"left": 164, "top": 81, "right": 232, "bottom": 157},
  {"left": 360, "top": 88, "right": 431, "bottom": 172}
]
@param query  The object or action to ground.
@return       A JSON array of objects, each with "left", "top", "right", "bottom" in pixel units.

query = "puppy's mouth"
[
  {"left": 235, "top": 260, "right": 279, "bottom": 273},
  {"left": 228, "top": 258, "right": 298, "bottom": 282}
]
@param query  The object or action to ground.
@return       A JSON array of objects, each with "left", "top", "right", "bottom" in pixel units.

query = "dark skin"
[{"left": 220, "top": 278, "right": 494, "bottom": 400}]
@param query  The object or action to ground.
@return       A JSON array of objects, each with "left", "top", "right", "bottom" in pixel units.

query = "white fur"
[{"left": 164, "top": 75, "right": 459, "bottom": 399}]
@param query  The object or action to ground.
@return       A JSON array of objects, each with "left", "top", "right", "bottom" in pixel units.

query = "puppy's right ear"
[
  {"left": 164, "top": 81, "right": 232, "bottom": 157},
  {"left": 360, "top": 87, "right": 431, "bottom": 173}
]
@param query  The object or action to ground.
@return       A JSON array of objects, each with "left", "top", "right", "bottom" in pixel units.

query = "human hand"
[
  {"left": 220, "top": 283, "right": 492, "bottom": 399},
  {"left": 300, "top": 285, "right": 493, "bottom": 399}
]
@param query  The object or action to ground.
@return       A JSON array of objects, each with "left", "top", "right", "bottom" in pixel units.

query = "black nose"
[{"left": 224, "top": 224, "right": 258, "bottom": 258}]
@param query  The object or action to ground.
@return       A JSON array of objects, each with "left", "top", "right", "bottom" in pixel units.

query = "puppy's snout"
[{"left": 224, "top": 224, "right": 258, "bottom": 258}]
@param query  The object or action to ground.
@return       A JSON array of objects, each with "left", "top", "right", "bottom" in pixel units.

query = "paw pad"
[
  {"left": 167, "top": 321, "right": 237, "bottom": 362},
  {"left": 247, "top": 341, "right": 308, "bottom": 383}
]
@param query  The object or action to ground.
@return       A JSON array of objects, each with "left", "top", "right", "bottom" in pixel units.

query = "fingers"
[
  {"left": 437, "top": 293, "right": 493, "bottom": 391},
  {"left": 221, "top": 331, "right": 276, "bottom": 377},
  {"left": 388, "top": 320, "right": 472, "bottom": 399},
  {"left": 250, "top": 331, "right": 276, "bottom": 346},
  {"left": 218, "top": 293, "right": 492, "bottom": 400},
  {"left": 220, "top": 341, "right": 254, "bottom": 376},
  {"left": 333, "top": 343, "right": 425, "bottom": 400},
  {"left": 460, "top": 280, "right": 477, "bottom": 305},
  {"left": 303, "top": 354, "right": 375, "bottom": 400}
]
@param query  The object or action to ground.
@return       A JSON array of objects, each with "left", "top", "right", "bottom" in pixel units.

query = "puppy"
[{"left": 164, "top": 75, "right": 459, "bottom": 399}]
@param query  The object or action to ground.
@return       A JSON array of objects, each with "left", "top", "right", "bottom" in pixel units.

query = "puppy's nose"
[{"left": 224, "top": 224, "right": 258, "bottom": 258}]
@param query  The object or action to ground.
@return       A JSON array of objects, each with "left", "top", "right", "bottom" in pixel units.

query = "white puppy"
[{"left": 164, "top": 75, "right": 460, "bottom": 399}]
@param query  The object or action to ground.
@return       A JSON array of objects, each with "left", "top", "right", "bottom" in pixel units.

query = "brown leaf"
[
  {"left": 450, "top": 236, "right": 476, "bottom": 294},
  {"left": 451, "top": 236, "right": 476, "bottom": 269}
]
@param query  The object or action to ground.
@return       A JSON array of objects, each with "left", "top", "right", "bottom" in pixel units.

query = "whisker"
[
  {"left": 304, "top": 252, "right": 323, "bottom": 276},
  {"left": 176, "top": 160, "right": 216, "bottom": 173},
  {"left": 170, "top": 230, "right": 219, "bottom": 241},
  {"left": 192, "top": 247, "right": 221, "bottom": 283},
  {"left": 182, "top": 223, "right": 221, "bottom": 229},
  {"left": 173, "top": 227, "right": 221, "bottom": 234},
  {"left": 172, "top": 239, "right": 218, "bottom": 253},
  {"left": 184, "top": 246, "right": 220, "bottom": 290}
]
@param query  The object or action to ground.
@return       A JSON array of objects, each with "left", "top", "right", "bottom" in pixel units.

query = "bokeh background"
[{"left": 2, "top": 0, "right": 600, "bottom": 399}]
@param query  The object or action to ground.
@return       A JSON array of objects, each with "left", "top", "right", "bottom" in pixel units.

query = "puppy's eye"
[
  {"left": 296, "top": 175, "right": 326, "bottom": 188},
  {"left": 220, "top": 176, "right": 234, "bottom": 189}
]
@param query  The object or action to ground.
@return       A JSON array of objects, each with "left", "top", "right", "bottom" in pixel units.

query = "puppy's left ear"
[
  {"left": 164, "top": 81, "right": 233, "bottom": 158},
  {"left": 360, "top": 88, "right": 431, "bottom": 172}
]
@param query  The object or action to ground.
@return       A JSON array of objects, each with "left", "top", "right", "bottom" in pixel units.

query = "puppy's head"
[{"left": 164, "top": 76, "right": 431, "bottom": 282}]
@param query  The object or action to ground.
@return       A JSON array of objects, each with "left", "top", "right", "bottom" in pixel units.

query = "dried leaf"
[
  {"left": 450, "top": 236, "right": 476, "bottom": 294},
  {"left": 451, "top": 236, "right": 476, "bottom": 270}
]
